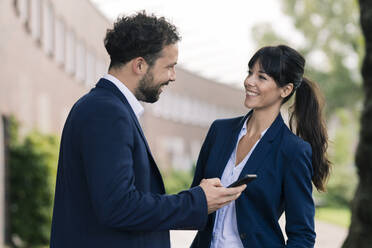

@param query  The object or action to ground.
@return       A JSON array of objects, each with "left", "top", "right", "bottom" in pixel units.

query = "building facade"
[
  {"left": 0, "top": 0, "right": 247, "bottom": 244},
  {"left": 0, "top": 0, "right": 109, "bottom": 134},
  {"left": 1, "top": 0, "right": 247, "bottom": 170}
]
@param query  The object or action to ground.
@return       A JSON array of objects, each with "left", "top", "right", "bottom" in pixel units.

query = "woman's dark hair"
[
  {"left": 248, "top": 45, "right": 330, "bottom": 192},
  {"left": 104, "top": 11, "right": 180, "bottom": 69}
]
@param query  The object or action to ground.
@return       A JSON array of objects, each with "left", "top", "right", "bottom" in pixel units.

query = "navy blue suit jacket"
[
  {"left": 50, "top": 79, "right": 208, "bottom": 248},
  {"left": 190, "top": 112, "right": 316, "bottom": 248}
]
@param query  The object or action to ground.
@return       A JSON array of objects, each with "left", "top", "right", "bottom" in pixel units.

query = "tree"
[{"left": 342, "top": 0, "right": 372, "bottom": 247}]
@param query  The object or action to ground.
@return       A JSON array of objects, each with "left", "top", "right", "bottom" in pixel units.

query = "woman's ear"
[{"left": 281, "top": 83, "right": 294, "bottom": 98}]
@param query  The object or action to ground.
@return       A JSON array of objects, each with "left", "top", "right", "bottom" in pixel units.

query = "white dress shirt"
[
  {"left": 211, "top": 117, "right": 268, "bottom": 248},
  {"left": 103, "top": 74, "right": 144, "bottom": 120}
]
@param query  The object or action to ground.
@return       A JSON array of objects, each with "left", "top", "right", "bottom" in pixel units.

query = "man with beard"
[{"left": 50, "top": 12, "right": 246, "bottom": 248}]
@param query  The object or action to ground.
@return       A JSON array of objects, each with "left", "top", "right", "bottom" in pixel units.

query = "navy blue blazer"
[
  {"left": 190, "top": 112, "right": 316, "bottom": 248},
  {"left": 50, "top": 79, "right": 208, "bottom": 248}
]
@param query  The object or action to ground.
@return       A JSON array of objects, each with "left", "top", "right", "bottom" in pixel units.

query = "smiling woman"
[
  {"left": 246, "top": 45, "right": 330, "bottom": 192},
  {"left": 244, "top": 62, "right": 294, "bottom": 111},
  {"left": 190, "top": 45, "right": 331, "bottom": 248}
]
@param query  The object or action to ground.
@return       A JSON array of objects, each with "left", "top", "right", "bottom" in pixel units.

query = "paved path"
[{"left": 170, "top": 219, "right": 348, "bottom": 248}]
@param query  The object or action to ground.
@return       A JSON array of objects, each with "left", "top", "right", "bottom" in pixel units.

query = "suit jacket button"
[{"left": 240, "top": 233, "right": 246, "bottom": 239}]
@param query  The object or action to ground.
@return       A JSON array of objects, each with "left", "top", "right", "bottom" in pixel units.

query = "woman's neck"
[{"left": 246, "top": 106, "right": 280, "bottom": 137}]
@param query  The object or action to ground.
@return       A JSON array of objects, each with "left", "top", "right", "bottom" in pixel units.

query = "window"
[
  {"left": 17, "top": 0, "right": 29, "bottom": 25},
  {"left": 65, "top": 29, "right": 75, "bottom": 74},
  {"left": 42, "top": 0, "right": 54, "bottom": 55},
  {"left": 85, "top": 50, "right": 96, "bottom": 87},
  {"left": 30, "top": 0, "right": 41, "bottom": 41},
  {"left": 37, "top": 93, "right": 51, "bottom": 132},
  {"left": 54, "top": 18, "right": 65, "bottom": 65},
  {"left": 169, "top": 93, "right": 179, "bottom": 122},
  {"left": 95, "top": 59, "right": 106, "bottom": 81},
  {"left": 75, "top": 40, "right": 86, "bottom": 82}
]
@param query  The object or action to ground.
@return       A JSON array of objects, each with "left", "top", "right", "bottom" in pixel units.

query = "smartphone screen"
[{"left": 227, "top": 174, "right": 257, "bottom": 188}]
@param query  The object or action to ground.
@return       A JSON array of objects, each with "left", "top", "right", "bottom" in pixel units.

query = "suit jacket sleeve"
[
  {"left": 80, "top": 112, "right": 208, "bottom": 231},
  {"left": 284, "top": 142, "right": 316, "bottom": 248}
]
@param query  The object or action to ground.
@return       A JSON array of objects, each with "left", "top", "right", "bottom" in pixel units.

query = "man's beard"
[{"left": 135, "top": 70, "right": 169, "bottom": 103}]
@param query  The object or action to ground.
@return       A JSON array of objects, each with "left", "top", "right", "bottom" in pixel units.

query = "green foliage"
[
  {"left": 162, "top": 167, "right": 195, "bottom": 195},
  {"left": 315, "top": 206, "right": 351, "bottom": 228},
  {"left": 315, "top": 109, "right": 358, "bottom": 207},
  {"left": 8, "top": 117, "right": 59, "bottom": 248}
]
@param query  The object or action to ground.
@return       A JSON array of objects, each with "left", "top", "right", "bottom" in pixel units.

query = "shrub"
[
  {"left": 7, "top": 117, "right": 58, "bottom": 248},
  {"left": 162, "top": 165, "right": 195, "bottom": 195}
]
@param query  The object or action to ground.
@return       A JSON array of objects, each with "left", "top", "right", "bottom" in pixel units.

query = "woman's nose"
[{"left": 244, "top": 76, "right": 255, "bottom": 87}]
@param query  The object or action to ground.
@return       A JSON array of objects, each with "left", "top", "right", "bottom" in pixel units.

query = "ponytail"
[
  {"left": 248, "top": 45, "right": 331, "bottom": 191},
  {"left": 289, "top": 77, "right": 331, "bottom": 192}
]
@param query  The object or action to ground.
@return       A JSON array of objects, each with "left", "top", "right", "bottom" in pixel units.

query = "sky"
[{"left": 89, "top": 0, "right": 299, "bottom": 87}]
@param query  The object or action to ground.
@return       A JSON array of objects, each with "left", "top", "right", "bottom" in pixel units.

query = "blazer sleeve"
[
  {"left": 283, "top": 142, "right": 316, "bottom": 248},
  {"left": 80, "top": 113, "right": 208, "bottom": 231},
  {"left": 191, "top": 121, "right": 216, "bottom": 188}
]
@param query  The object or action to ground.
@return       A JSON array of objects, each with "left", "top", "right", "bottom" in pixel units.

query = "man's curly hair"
[{"left": 104, "top": 11, "right": 181, "bottom": 69}]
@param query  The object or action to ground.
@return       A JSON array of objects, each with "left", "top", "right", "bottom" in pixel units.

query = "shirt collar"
[
  {"left": 103, "top": 74, "right": 144, "bottom": 119},
  {"left": 241, "top": 115, "right": 269, "bottom": 138}
]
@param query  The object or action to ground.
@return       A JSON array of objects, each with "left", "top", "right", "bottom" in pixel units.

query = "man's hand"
[{"left": 199, "top": 178, "right": 247, "bottom": 214}]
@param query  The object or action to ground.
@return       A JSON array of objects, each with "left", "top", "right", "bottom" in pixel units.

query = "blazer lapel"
[
  {"left": 95, "top": 79, "right": 162, "bottom": 177},
  {"left": 212, "top": 112, "right": 252, "bottom": 178},
  {"left": 238, "top": 112, "right": 285, "bottom": 178}
]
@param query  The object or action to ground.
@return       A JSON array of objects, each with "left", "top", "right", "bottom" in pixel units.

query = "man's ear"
[
  {"left": 131, "top": 57, "right": 148, "bottom": 75},
  {"left": 281, "top": 83, "right": 294, "bottom": 98}
]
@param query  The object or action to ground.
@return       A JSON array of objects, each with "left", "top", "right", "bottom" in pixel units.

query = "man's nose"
[{"left": 169, "top": 68, "right": 176, "bottom": 82}]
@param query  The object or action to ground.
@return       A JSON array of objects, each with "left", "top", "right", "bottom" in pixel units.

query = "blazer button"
[{"left": 240, "top": 233, "right": 247, "bottom": 240}]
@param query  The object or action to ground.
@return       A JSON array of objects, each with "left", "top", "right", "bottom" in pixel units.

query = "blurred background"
[{"left": 0, "top": 0, "right": 365, "bottom": 247}]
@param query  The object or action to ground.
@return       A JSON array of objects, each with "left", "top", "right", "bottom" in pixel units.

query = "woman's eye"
[{"left": 259, "top": 75, "right": 266, "bottom": 80}]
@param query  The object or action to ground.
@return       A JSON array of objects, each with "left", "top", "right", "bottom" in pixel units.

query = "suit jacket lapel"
[
  {"left": 212, "top": 111, "right": 252, "bottom": 178},
  {"left": 238, "top": 112, "right": 285, "bottom": 178},
  {"left": 95, "top": 79, "right": 162, "bottom": 177}
]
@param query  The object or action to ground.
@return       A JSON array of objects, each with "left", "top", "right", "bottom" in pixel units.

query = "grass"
[{"left": 315, "top": 206, "right": 351, "bottom": 228}]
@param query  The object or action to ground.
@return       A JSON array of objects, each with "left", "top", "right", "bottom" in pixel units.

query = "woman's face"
[{"left": 243, "top": 62, "right": 284, "bottom": 111}]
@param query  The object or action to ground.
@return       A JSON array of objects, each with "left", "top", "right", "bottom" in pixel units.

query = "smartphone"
[{"left": 227, "top": 174, "right": 257, "bottom": 188}]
